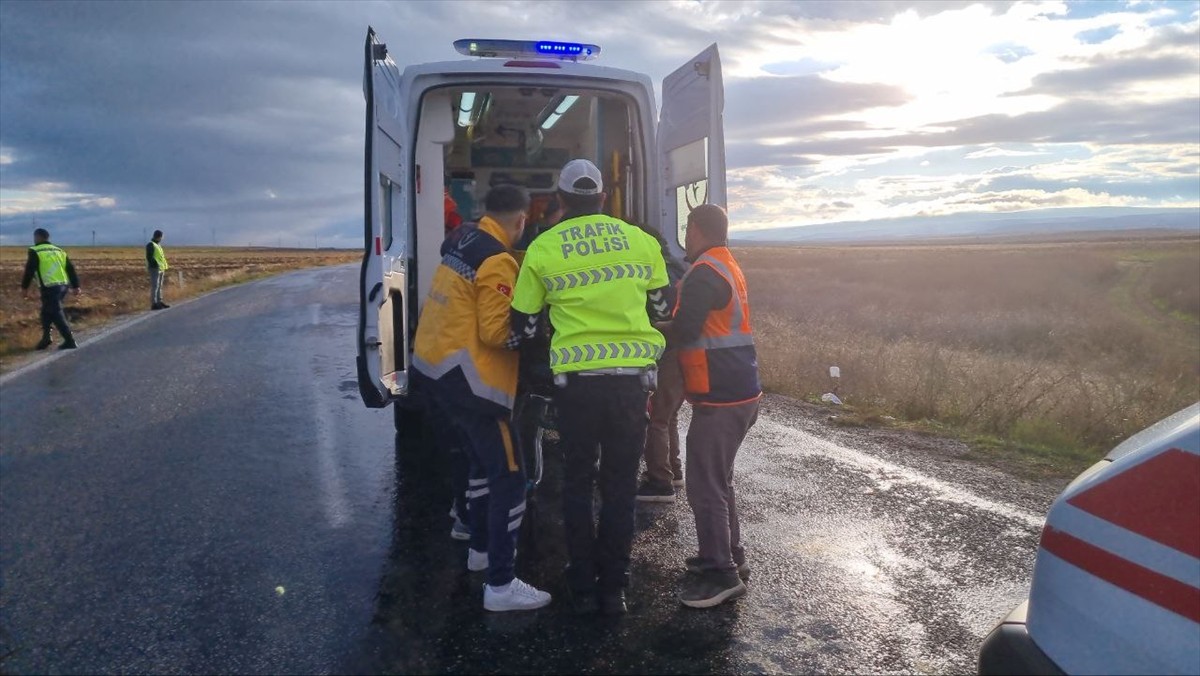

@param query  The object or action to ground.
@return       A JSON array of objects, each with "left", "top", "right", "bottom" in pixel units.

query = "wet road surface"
[{"left": 1, "top": 265, "right": 1060, "bottom": 674}]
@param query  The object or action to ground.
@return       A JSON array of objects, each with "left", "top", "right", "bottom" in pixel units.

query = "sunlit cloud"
[{"left": 0, "top": 183, "right": 118, "bottom": 217}]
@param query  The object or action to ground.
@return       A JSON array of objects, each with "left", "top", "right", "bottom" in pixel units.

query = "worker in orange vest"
[{"left": 657, "top": 204, "right": 761, "bottom": 609}]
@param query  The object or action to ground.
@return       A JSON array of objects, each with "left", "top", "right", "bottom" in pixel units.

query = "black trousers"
[
  {"left": 39, "top": 285, "right": 73, "bottom": 341},
  {"left": 557, "top": 374, "right": 650, "bottom": 594}
]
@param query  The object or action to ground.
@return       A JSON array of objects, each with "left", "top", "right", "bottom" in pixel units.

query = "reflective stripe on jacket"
[
  {"left": 676, "top": 246, "right": 762, "bottom": 406},
  {"left": 511, "top": 213, "right": 668, "bottom": 374},
  {"left": 30, "top": 243, "right": 70, "bottom": 287},
  {"left": 411, "top": 217, "right": 520, "bottom": 415}
]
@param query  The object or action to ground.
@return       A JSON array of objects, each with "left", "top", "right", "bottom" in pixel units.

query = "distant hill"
[{"left": 733, "top": 207, "right": 1200, "bottom": 244}]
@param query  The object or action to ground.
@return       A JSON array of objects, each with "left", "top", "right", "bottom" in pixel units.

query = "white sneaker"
[
  {"left": 450, "top": 517, "right": 471, "bottom": 541},
  {"left": 467, "top": 548, "right": 488, "bottom": 572},
  {"left": 483, "top": 578, "right": 552, "bottom": 612}
]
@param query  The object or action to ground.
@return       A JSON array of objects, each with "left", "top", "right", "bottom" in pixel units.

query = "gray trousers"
[
  {"left": 685, "top": 398, "right": 759, "bottom": 572},
  {"left": 149, "top": 270, "right": 164, "bottom": 306}
]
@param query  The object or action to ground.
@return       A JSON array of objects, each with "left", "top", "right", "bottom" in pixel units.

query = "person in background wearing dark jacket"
[
  {"left": 658, "top": 204, "right": 761, "bottom": 609},
  {"left": 21, "top": 228, "right": 80, "bottom": 350},
  {"left": 146, "top": 230, "right": 170, "bottom": 310},
  {"left": 634, "top": 223, "right": 689, "bottom": 503}
]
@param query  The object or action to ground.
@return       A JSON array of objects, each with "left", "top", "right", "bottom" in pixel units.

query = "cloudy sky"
[{"left": 1, "top": 0, "right": 1197, "bottom": 247}]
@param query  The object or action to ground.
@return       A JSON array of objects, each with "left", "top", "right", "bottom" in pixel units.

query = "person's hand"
[
  {"left": 71, "top": 287, "right": 82, "bottom": 297},
  {"left": 22, "top": 288, "right": 32, "bottom": 301}
]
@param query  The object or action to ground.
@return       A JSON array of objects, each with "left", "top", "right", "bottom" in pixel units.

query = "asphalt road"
[{"left": 0, "top": 265, "right": 1059, "bottom": 674}]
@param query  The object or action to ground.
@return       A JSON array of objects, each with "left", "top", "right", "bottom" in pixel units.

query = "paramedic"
[
  {"left": 658, "top": 204, "right": 761, "bottom": 609},
  {"left": 21, "top": 227, "right": 80, "bottom": 350},
  {"left": 411, "top": 184, "right": 551, "bottom": 612},
  {"left": 509, "top": 159, "right": 672, "bottom": 615}
]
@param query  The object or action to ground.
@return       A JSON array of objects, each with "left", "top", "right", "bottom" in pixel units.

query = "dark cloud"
[
  {"left": 982, "top": 174, "right": 1200, "bottom": 201},
  {"left": 725, "top": 77, "right": 908, "bottom": 139},
  {"left": 1019, "top": 53, "right": 1200, "bottom": 96},
  {"left": 914, "top": 98, "right": 1200, "bottom": 146}
]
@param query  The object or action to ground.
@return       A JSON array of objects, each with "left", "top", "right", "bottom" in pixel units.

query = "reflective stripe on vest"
[
  {"left": 31, "top": 244, "right": 69, "bottom": 286},
  {"left": 550, "top": 340, "right": 664, "bottom": 368},
  {"left": 542, "top": 263, "right": 655, "bottom": 291},
  {"left": 680, "top": 251, "right": 755, "bottom": 351}
]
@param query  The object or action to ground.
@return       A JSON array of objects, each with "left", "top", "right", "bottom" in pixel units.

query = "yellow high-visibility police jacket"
[{"left": 412, "top": 216, "right": 520, "bottom": 415}]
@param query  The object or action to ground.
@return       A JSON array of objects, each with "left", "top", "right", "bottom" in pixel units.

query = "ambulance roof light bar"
[{"left": 453, "top": 39, "right": 601, "bottom": 62}]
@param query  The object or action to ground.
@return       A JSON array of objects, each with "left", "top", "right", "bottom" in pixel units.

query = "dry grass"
[
  {"left": 0, "top": 246, "right": 356, "bottom": 367},
  {"left": 741, "top": 236, "right": 1200, "bottom": 475}
]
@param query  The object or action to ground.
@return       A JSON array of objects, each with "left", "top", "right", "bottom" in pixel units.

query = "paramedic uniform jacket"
[{"left": 412, "top": 217, "right": 520, "bottom": 416}]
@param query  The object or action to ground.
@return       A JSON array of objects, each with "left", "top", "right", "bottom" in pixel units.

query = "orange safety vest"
[{"left": 675, "top": 246, "right": 762, "bottom": 406}]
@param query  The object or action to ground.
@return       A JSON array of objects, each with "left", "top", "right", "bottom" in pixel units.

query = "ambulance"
[
  {"left": 355, "top": 30, "right": 726, "bottom": 426},
  {"left": 978, "top": 403, "right": 1199, "bottom": 674}
]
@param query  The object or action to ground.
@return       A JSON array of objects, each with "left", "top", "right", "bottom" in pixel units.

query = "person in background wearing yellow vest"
[
  {"left": 658, "top": 204, "right": 761, "bottom": 609},
  {"left": 509, "top": 159, "right": 673, "bottom": 616},
  {"left": 146, "top": 230, "right": 170, "bottom": 310},
  {"left": 20, "top": 228, "right": 80, "bottom": 350},
  {"left": 411, "top": 184, "right": 552, "bottom": 613}
]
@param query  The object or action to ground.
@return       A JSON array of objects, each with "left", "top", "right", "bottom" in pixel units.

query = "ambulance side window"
[
  {"left": 669, "top": 137, "right": 709, "bottom": 247},
  {"left": 380, "top": 174, "right": 394, "bottom": 252}
]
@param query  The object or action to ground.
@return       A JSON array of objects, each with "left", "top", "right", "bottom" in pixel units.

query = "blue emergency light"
[{"left": 453, "top": 39, "right": 601, "bottom": 61}]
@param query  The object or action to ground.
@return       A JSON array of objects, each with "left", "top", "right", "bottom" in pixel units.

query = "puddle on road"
[
  {"left": 699, "top": 405, "right": 1045, "bottom": 674},
  {"left": 747, "top": 414, "right": 1046, "bottom": 531}
]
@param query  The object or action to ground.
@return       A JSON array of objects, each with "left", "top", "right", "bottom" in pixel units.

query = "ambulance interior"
[{"left": 411, "top": 86, "right": 647, "bottom": 296}]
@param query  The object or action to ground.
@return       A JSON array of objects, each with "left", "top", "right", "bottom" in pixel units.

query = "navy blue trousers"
[{"left": 432, "top": 392, "right": 526, "bottom": 587}]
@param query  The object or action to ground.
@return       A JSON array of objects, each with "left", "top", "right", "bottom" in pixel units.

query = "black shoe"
[
  {"left": 159, "top": 303, "right": 170, "bottom": 308},
  {"left": 151, "top": 304, "right": 163, "bottom": 310},
  {"left": 567, "top": 588, "right": 599, "bottom": 616},
  {"left": 635, "top": 480, "right": 675, "bottom": 503},
  {"left": 598, "top": 590, "right": 627, "bottom": 616},
  {"left": 59, "top": 340, "right": 78, "bottom": 350},
  {"left": 685, "top": 556, "right": 751, "bottom": 581},
  {"left": 672, "top": 472, "right": 685, "bottom": 488},
  {"left": 679, "top": 570, "right": 746, "bottom": 609},
  {"left": 35, "top": 337, "right": 52, "bottom": 350}
]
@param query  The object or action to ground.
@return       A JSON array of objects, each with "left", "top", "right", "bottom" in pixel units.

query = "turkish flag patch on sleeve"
[{"left": 496, "top": 283, "right": 512, "bottom": 297}]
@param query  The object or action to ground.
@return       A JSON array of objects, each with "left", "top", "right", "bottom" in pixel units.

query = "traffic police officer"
[
  {"left": 510, "top": 159, "right": 672, "bottom": 615},
  {"left": 20, "top": 228, "right": 80, "bottom": 350},
  {"left": 411, "top": 185, "right": 551, "bottom": 613}
]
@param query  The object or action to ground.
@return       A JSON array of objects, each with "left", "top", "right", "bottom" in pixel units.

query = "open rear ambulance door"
[
  {"left": 357, "top": 27, "right": 412, "bottom": 409},
  {"left": 657, "top": 44, "right": 726, "bottom": 252}
]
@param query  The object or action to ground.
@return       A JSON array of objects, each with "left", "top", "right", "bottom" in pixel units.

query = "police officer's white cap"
[{"left": 558, "top": 159, "right": 603, "bottom": 195}]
